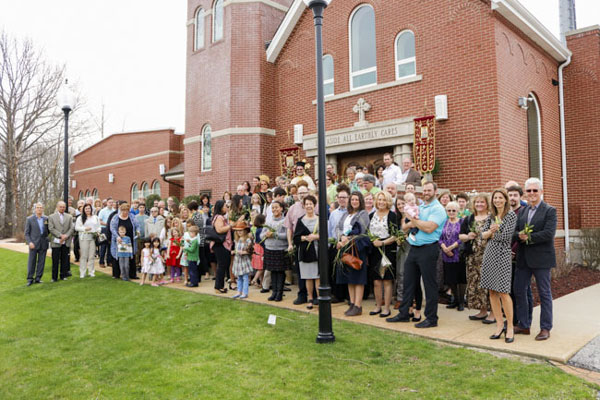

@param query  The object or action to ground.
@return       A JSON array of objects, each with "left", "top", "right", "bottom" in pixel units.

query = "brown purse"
[{"left": 341, "top": 243, "right": 362, "bottom": 270}]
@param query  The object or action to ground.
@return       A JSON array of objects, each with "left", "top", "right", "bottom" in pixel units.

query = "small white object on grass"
[{"left": 268, "top": 314, "right": 277, "bottom": 325}]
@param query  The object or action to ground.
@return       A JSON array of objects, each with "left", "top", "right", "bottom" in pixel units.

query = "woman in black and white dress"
[{"left": 480, "top": 189, "right": 517, "bottom": 343}]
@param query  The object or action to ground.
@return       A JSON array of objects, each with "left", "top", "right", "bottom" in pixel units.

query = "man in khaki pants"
[{"left": 48, "top": 201, "right": 74, "bottom": 281}]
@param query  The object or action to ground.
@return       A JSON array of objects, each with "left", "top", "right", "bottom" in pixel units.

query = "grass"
[{"left": 0, "top": 248, "right": 597, "bottom": 399}]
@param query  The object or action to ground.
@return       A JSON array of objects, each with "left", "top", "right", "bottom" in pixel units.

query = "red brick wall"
[
  {"left": 184, "top": 0, "right": 292, "bottom": 197},
  {"left": 70, "top": 129, "right": 184, "bottom": 202},
  {"left": 564, "top": 28, "right": 600, "bottom": 228}
]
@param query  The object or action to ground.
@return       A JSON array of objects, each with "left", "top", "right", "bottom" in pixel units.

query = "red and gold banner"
[
  {"left": 279, "top": 147, "right": 300, "bottom": 176},
  {"left": 413, "top": 116, "right": 436, "bottom": 173}
]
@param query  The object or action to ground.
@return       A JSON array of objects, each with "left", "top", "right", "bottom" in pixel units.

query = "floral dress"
[
  {"left": 466, "top": 218, "right": 490, "bottom": 310},
  {"left": 232, "top": 238, "right": 253, "bottom": 277}
]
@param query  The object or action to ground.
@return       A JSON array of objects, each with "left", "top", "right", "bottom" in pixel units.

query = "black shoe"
[
  {"left": 268, "top": 292, "right": 277, "bottom": 301},
  {"left": 411, "top": 314, "right": 422, "bottom": 322},
  {"left": 369, "top": 309, "right": 382, "bottom": 316},
  {"left": 275, "top": 292, "right": 283, "bottom": 302},
  {"left": 26, "top": 281, "right": 33, "bottom": 286},
  {"left": 446, "top": 302, "right": 458, "bottom": 309},
  {"left": 293, "top": 297, "right": 307, "bottom": 305},
  {"left": 482, "top": 318, "right": 496, "bottom": 325},
  {"left": 312, "top": 298, "right": 319, "bottom": 305},
  {"left": 66, "top": 271, "right": 72, "bottom": 277},
  {"left": 505, "top": 334, "right": 514, "bottom": 343},
  {"left": 185, "top": 283, "right": 198, "bottom": 287},
  {"left": 457, "top": 303, "right": 465, "bottom": 311},
  {"left": 283, "top": 287, "right": 291, "bottom": 292},
  {"left": 386, "top": 313, "right": 410, "bottom": 323},
  {"left": 34, "top": 280, "right": 42, "bottom": 284},
  {"left": 51, "top": 279, "right": 57, "bottom": 282},
  {"left": 490, "top": 328, "right": 506, "bottom": 340},
  {"left": 415, "top": 319, "right": 438, "bottom": 328},
  {"left": 379, "top": 312, "right": 391, "bottom": 318},
  {"left": 469, "top": 314, "right": 487, "bottom": 321},
  {"left": 260, "top": 288, "right": 270, "bottom": 293}
]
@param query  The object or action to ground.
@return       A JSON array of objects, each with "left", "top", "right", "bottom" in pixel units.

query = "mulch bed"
[{"left": 531, "top": 266, "right": 600, "bottom": 307}]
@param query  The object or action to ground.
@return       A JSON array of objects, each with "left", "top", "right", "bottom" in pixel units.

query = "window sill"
[{"left": 312, "top": 74, "right": 422, "bottom": 105}]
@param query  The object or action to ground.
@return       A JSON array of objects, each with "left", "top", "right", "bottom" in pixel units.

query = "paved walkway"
[{"left": 3, "top": 241, "right": 599, "bottom": 367}]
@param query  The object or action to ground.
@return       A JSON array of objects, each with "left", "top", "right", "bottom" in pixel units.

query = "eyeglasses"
[
  {"left": 447, "top": 210, "right": 458, "bottom": 212},
  {"left": 526, "top": 189, "right": 539, "bottom": 193}
]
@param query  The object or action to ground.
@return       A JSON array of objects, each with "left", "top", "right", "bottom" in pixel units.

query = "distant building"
[{"left": 70, "top": 128, "right": 184, "bottom": 202}]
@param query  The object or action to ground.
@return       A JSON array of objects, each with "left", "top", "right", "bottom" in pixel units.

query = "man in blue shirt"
[
  {"left": 387, "top": 181, "right": 447, "bottom": 328},
  {"left": 328, "top": 184, "right": 351, "bottom": 303}
]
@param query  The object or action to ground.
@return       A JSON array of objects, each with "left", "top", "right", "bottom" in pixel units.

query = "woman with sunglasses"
[{"left": 439, "top": 201, "right": 466, "bottom": 311}]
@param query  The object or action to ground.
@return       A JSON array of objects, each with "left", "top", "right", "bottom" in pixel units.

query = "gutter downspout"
[{"left": 558, "top": 53, "right": 572, "bottom": 260}]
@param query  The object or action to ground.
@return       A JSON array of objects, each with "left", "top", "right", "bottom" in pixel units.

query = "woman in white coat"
[{"left": 75, "top": 204, "right": 101, "bottom": 278}]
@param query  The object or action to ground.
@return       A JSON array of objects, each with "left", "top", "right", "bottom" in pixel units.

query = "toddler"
[
  {"left": 166, "top": 228, "right": 183, "bottom": 283},
  {"left": 231, "top": 223, "right": 254, "bottom": 299},
  {"left": 183, "top": 225, "right": 201, "bottom": 287},
  {"left": 250, "top": 214, "right": 266, "bottom": 287},
  {"left": 116, "top": 226, "right": 133, "bottom": 281},
  {"left": 140, "top": 239, "right": 152, "bottom": 285},
  {"left": 403, "top": 192, "right": 420, "bottom": 242},
  {"left": 149, "top": 237, "right": 166, "bottom": 286}
]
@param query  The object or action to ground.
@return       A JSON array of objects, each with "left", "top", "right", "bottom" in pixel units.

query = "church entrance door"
[{"left": 336, "top": 147, "right": 392, "bottom": 181}]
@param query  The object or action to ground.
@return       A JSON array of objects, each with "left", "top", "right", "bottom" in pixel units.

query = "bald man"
[
  {"left": 399, "top": 158, "right": 422, "bottom": 186},
  {"left": 48, "top": 201, "right": 74, "bottom": 281}
]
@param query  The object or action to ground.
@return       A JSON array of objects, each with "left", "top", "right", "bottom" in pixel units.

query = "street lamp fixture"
[
  {"left": 56, "top": 80, "right": 76, "bottom": 205},
  {"left": 303, "top": 0, "right": 335, "bottom": 344}
]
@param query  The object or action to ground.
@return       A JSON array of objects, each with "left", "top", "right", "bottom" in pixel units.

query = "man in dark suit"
[
  {"left": 399, "top": 157, "right": 422, "bottom": 186},
  {"left": 24, "top": 203, "right": 49, "bottom": 286},
  {"left": 513, "top": 178, "right": 557, "bottom": 341},
  {"left": 48, "top": 201, "right": 74, "bottom": 281}
]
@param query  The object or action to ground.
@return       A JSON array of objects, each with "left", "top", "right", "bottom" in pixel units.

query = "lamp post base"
[{"left": 316, "top": 285, "right": 335, "bottom": 343}]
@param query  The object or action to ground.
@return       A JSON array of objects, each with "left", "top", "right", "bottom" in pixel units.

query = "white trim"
[
  {"left": 491, "top": 0, "right": 571, "bottom": 62},
  {"left": 266, "top": 0, "right": 305, "bottom": 63},
  {"left": 394, "top": 30, "right": 417, "bottom": 80},
  {"left": 73, "top": 150, "right": 184, "bottom": 174},
  {"left": 73, "top": 128, "right": 177, "bottom": 157},
  {"left": 565, "top": 25, "right": 600, "bottom": 36},
  {"left": 183, "top": 127, "right": 277, "bottom": 144},
  {"left": 194, "top": 7, "right": 205, "bottom": 51},
  {"left": 141, "top": 182, "right": 150, "bottom": 198},
  {"left": 312, "top": 74, "right": 422, "bottom": 104},
  {"left": 131, "top": 183, "right": 139, "bottom": 202},
  {"left": 201, "top": 125, "right": 212, "bottom": 172},
  {"left": 152, "top": 180, "right": 161, "bottom": 196},
  {"left": 223, "top": 0, "right": 289, "bottom": 12},
  {"left": 528, "top": 93, "right": 543, "bottom": 183},
  {"left": 164, "top": 173, "right": 185, "bottom": 180},
  {"left": 212, "top": 0, "right": 224, "bottom": 43},
  {"left": 349, "top": 4, "right": 377, "bottom": 91}
]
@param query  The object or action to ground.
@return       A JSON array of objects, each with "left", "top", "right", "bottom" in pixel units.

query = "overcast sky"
[{"left": 0, "top": 0, "right": 598, "bottom": 142}]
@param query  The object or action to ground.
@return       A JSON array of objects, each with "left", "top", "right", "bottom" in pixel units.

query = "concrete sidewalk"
[{"left": 3, "top": 241, "right": 599, "bottom": 365}]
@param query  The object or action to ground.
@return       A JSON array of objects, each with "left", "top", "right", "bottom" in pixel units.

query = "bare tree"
[{"left": 0, "top": 32, "right": 91, "bottom": 237}]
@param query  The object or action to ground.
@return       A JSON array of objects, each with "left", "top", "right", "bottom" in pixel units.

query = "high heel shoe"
[
  {"left": 505, "top": 330, "right": 515, "bottom": 343},
  {"left": 490, "top": 328, "right": 506, "bottom": 340},
  {"left": 215, "top": 288, "right": 228, "bottom": 294}
]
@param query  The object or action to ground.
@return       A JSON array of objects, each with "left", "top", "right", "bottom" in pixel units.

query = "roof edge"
[
  {"left": 73, "top": 128, "right": 177, "bottom": 158},
  {"left": 266, "top": 0, "right": 307, "bottom": 63},
  {"left": 566, "top": 25, "right": 600, "bottom": 37},
  {"left": 491, "top": 0, "right": 572, "bottom": 62}
]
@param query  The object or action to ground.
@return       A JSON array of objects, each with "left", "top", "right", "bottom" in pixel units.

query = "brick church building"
[{"left": 183, "top": 0, "right": 599, "bottom": 252}]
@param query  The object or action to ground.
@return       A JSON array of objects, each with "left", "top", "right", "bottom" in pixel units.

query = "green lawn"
[{"left": 0, "top": 248, "right": 597, "bottom": 399}]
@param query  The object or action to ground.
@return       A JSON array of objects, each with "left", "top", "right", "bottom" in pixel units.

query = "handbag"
[
  {"left": 341, "top": 243, "right": 362, "bottom": 271},
  {"left": 378, "top": 251, "right": 392, "bottom": 279},
  {"left": 204, "top": 216, "right": 227, "bottom": 244},
  {"left": 97, "top": 233, "right": 107, "bottom": 243}
]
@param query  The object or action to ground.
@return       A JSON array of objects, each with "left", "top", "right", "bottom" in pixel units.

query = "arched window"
[
  {"left": 194, "top": 8, "right": 204, "bottom": 51},
  {"left": 202, "top": 124, "right": 212, "bottom": 171},
  {"left": 131, "top": 183, "right": 139, "bottom": 202},
  {"left": 92, "top": 189, "right": 98, "bottom": 199},
  {"left": 213, "top": 0, "right": 224, "bottom": 42},
  {"left": 152, "top": 181, "right": 161, "bottom": 196},
  {"left": 85, "top": 190, "right": 90, "bottom": 198},
  {"left": 323, "top": 55, "right": 334, "bottom": 97},
  {"left": 395, "top": 30, "right": 416, "bottom": 79},
  {"left": 78, "top": 191, "right": 84, "bottom": 200},
  {"left": 349, "top": 5, "right": 377, "bottom": 90},
  {"left": 141, "top": 182, "right": 150, "bottom": 198},
  {"left": 527, "top": 94, "right": 543, "bottom": 181}
]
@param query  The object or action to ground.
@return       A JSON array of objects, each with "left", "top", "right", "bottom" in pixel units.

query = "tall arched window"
[
  {"left": 349, "top": 5, "right": 377, "bottom": 90},
  {"left": 194, "top": 8, "right": 204, "bottom": 51},
  {"left": 78, "top": 191, "right": 84, "bottom": 200},
  {"left": 323, "top": 55, "right": 334, "bottom": 97},
  {"left": 527, "top": 94, "right": 543, "bottom": 181},
  {"left": 92, "top": 189, "right": 98, "bottom": 199},
  {"left": 213, "top": 0, "right": 224, "bottom": 42},
  {"left": 202, "top": 124, "right": 212, "bottom": 171},
  {"left": 395, "top": 30, "right": 416, "bottom": 79},
  {"left": 152, "top": 181, "right": 161, "bottom": 196},
  {"left": 85, "top": 190, "right": 91, "bottom": 198},
  {"left": 141, "top": 182, "right": 150, "bottom": 198},
  {"left": 131, "top": 183, "right": 139, "bottom": 202}
]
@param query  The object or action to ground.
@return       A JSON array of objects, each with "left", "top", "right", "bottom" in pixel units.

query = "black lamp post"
[
  {"left": 304, "top": 0, "right": 335, "bottom": 344},
  {"left": 56, "top": 80, "right": 75, "bottom": 205}
]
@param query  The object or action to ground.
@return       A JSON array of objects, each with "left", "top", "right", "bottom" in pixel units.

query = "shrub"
[
  {"left": 182, "top": 195, "right": 202, "bottom": 207},
  {"left": 145, "top": 194, "right": 162, "bottom": 209},
  {"left": 580, "top": 228, "right": 600, "bottom": 270}
]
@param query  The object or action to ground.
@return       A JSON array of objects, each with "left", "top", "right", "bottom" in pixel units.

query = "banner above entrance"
[{"left": 302, "top": 117, "right": 415, "bottom": 157}]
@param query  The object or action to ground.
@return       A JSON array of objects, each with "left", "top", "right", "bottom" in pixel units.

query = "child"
[
  {"left": 180, "top": 223, "right": 190, "bottom": 285},
  {"left": 183, "top": 225, "right": 200, "bottom": 287},
  {"left": 250, "top": 214, "right": 265, "bottom": 287},
  {"left": 149, "top": 237, "right": 166, "bottom": 287},
  {"left": 166, "top": 228, "right": 183, "bottom": 283},
  {"left": 250, "top": 193, "right": 262, "bottom": 214},
  {"left": 231, "top": 222, "right": 254, "bottom": 299},
  {"left": 116, "top": 226, "right": 133, "bottom": 281},
  {"left": 140, "top": 238, "right": 152, "bottom": 286},
  {"left": 403, "top": 192, "right": 420, "bottom": 242}
]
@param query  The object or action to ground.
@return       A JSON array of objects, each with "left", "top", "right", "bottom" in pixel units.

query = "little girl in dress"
[
  {"left": 149, "top": 237, "right": 165, "bottom": 287},
  {"left": 166, "top": 228, "right": 183, "bottom": 283},
  {"left": 231, "top": 223, "right": 254, "bottom": 299},
  {"left": 140, "top": 239, "right": 152, "bottom": 286}
]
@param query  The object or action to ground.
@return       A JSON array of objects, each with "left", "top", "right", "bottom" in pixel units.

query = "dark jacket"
[
  {"left": 293, "top": 218, "right": 318, "bottom": 263},
  {"left": 514, "top": 201, "right": 557, "bottom": 269},
  {"left": 25, "top": 215, "right": 49, "bottom": 250}
]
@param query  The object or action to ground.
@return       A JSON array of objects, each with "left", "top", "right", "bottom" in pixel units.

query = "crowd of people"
[{"left": 24, "top": 155, "right": 558, "bottom": 343}]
